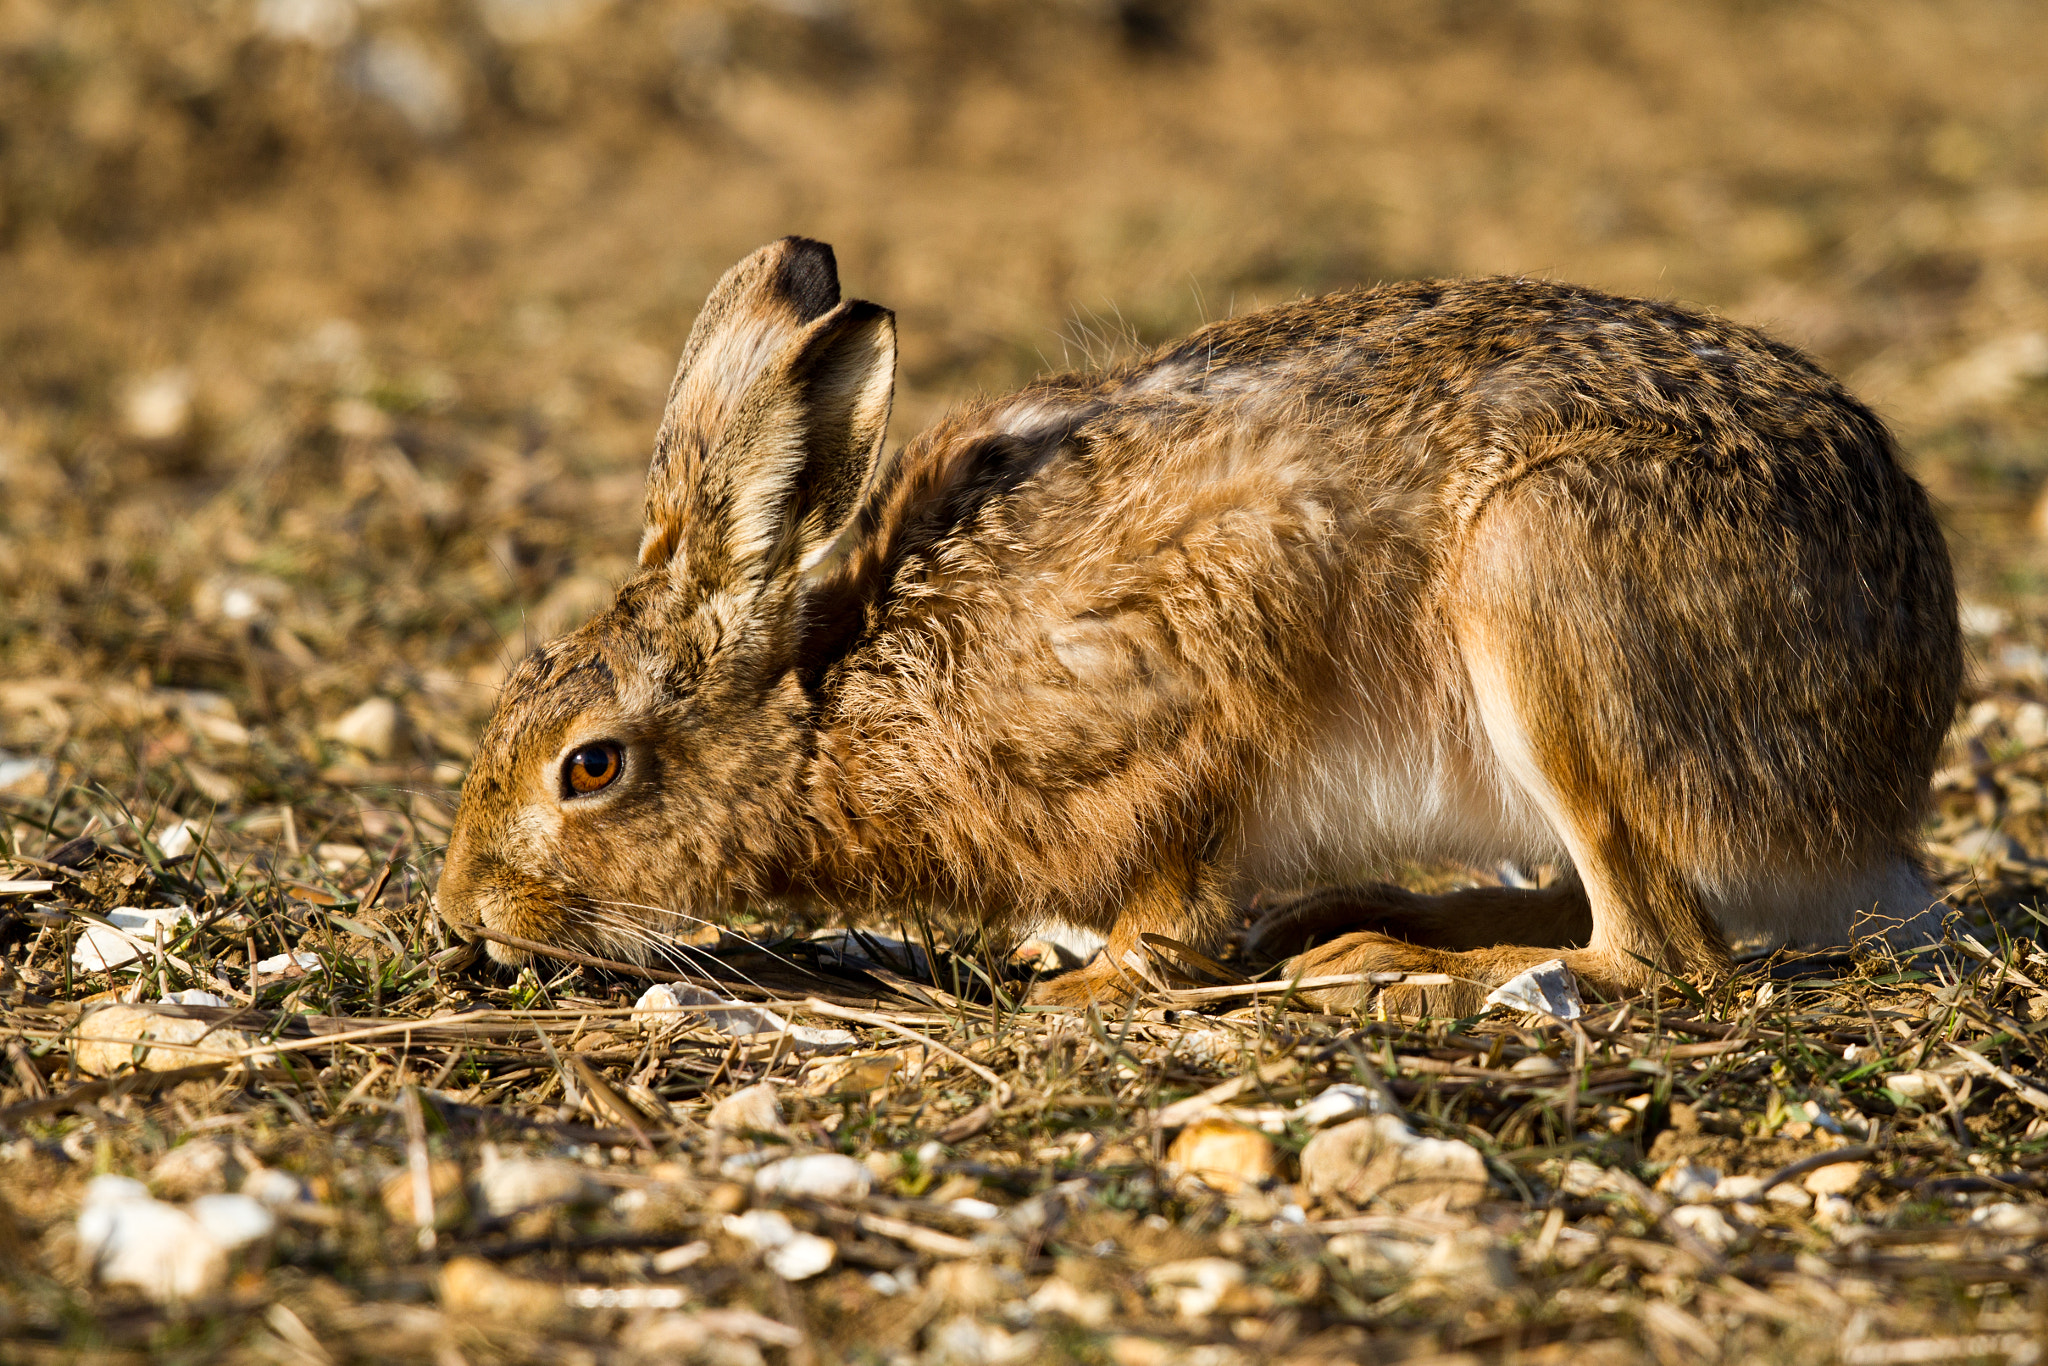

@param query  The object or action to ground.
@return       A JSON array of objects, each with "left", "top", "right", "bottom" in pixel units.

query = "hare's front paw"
[
  {"left": 1026, "top": 956, "right": 1140, "bottom": 1009},
  {"left": 1285, "top": 933, "right": 1483, "bottom": 1019}
]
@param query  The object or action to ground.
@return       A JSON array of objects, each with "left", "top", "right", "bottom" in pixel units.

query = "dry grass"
[
  {"left": 9, "top": 788, "right": 2048, "bottom": 1364},
  {"left": 10, "top": 2, "right": 2048, "bottom": 1362}
]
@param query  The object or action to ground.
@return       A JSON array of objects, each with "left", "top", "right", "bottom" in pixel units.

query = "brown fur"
[{"left": 436, "top": 237, "right": 1961, "bottom": 1017}]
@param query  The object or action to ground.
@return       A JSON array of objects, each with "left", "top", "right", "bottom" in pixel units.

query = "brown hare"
[{"left": 435, "top": 236, "right": 1961, "bottom": 1016}]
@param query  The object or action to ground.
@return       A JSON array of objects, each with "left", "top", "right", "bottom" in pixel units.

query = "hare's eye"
[{"left": 562, "top": 742, "right": 622, "bottom": 797}]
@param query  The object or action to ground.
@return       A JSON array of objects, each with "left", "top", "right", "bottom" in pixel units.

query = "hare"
[{"left": 435, "top": 235, "right": 1961, "bottom": 1016}]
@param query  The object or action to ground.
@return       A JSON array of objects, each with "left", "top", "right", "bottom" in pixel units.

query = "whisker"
[
  {"left": 569, "top": 903, "right": 789, "bottom": 999},
  {"left": 585, "top": 915, "right": 797, "bottom": 1000},
  {"left": 581, "top": 897, "right": 821, "bottom": 990}
]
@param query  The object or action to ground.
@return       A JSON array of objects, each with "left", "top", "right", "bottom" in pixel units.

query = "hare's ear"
[
  {"left": 709, "top": 298, "right": 897, "bottom": 581},
  {"left": 639, "top": 236, "right": 863, "bottom": 570}
]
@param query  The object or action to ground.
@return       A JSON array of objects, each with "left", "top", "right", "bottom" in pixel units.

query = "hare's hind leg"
[
  {"left": 1280, "top": 769, "right": 1729, "bottom": 1018},
  {"left": 1282, "top": 856, "right": 1721, "bottom": 1017},
  {"left": 1244, "top": 879, "right": 1591, "bottom": 963},
  {"left": 1286, "top": 484, "right": 1736, "bottom": 1017},
  {"left": 1270, "top": 692, "right": 1731, "bottom": 1017}
]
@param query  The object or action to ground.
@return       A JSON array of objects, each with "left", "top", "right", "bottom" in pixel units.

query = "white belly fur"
[
  {"left": 1229, "top": 686, "right": 1566, "bottom": 896},
  {"left": 1231, "top": 676, "right": 1943, "bottom": 954}
]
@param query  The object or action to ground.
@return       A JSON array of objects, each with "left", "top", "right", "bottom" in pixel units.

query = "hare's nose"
[{"left": 430, "top": 876, "right": 485, "bottom": 943}]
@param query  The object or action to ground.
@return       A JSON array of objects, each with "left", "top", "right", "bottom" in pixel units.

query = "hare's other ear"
[
  {"left": 640, "top": 237, "right": 893, "bottom": 575},
  {"left": 717, "top": 298, "right": 896, "bottom": 580}
]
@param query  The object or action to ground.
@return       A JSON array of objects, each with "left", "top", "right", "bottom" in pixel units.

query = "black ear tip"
[{"left": 774, "top": 237, "right": 841, "bottom": 321}]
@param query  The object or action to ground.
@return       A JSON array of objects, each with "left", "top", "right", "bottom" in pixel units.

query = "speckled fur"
[{"left": 436, "top": 237, "right": 1961, "bottom": 1016}]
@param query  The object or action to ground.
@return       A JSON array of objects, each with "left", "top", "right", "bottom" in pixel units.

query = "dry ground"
[{"left": 10, "top": 2, "right": 2048, "bottom": 1362}]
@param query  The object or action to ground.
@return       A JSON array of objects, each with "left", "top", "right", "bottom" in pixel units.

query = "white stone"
[
  {"left": 187, "top": 1194, "right": 276, "bottom": 1250},
  {"left": 1657, "top": 1163, "right": 1722, "bottom": 1203},
  {"left": 633, "top": 982, "right": 686, "bottom": 1017},
  {"left": 349, "top": 36, "right": 462, "bottom": 137},
  {"left": 324, "top": 698, "right": 402, "bottom": 760},
  {"left": 721, "top": 1209, "right": 836, "bottom": 1280},
  {"left": 1937, "top": 331, "right": 2048, "bottom": 411},
  {"left": 0, "top": 752, "right": 51, "bottom": 794},
  {"left": 1483, "top": 958, "right": 1584, "bottom": 1021},
  {"left": 476, "top": 1152, "right": 597, "bottom": 1219},
  {"left": 709, "top": 1082, "right": 787, "bottom": 1136},
  {"left": 1301, "top": 1115, "right": 1489, "bottom": 1210},
  {"left": 1667, "top": 1204, "right": 1739, "bottom": 1249},
  {"left": 1413, "top": 1230, "right": 1517, "bottom": 1291},
  {"left": 86, "top": 1174, "right": 151, "bottom": 1204},
  {"left": 764, "top": 1234, "right": 836, "bottom": 1281},
  {"left": 1295, "top": 1083, "right": 1380, "bottom": 1129},
  {"left": 752, "top": 1153, "right": 871, "bottom": 1203},
  {"left": 1027, "top": 1276, "right": 1114, "bottom": 1328},
  {"left": 151, "top": 1139, "right": 241, "bottom": 1198},
  {"left": 76, "top": 1176, "right": 228, "bottom": 1303},
  {"left": 868, "top": 1269, "right": 912, "bottom": 1296},
  {"left": 154, "top": 821, "right": 197, "bottom": 860},
  {"left": 635, "top": 983, "right": 855, "bottom": 1052},
  {"left": 1766, "top": 1183, "right": 1813, "bottom": 1210},
  {"left": 1959, "top": 601, "right": 2013, "bottom": 637},
  {"left": 240, "top": 1168, "right": 309, "bottom": 1209},
  {"left": 1326, "top": 1230, "right": 1430, "bottom": 1277},
  {"left": 924, "top": 1316, "right": 1041, "bottom": 1366},
  {"left": 650, "top": 1241, "right": 710, "bottom": 1274},
  {"left": 255, "top": 0, "right": 356, "bottom": 45},
  {"left": 1559, "top": 1159, "right": 1614, "bottom": 1196},
  {"left": 159, "top": 989, "right": 229, "bottom": 1008},
  {"left": 1950, "top": 828, "right": 2024, "bottom": 864},
  {"left": 723, "top": 1208, "right": 796, "bottom": 1248},
  {"left": 121, "top": 369, "right": 192, "bottom": 442},
  {"left": 73, "top": 1004, "right": 263, "bottom": 1075},
  {"left": 1814, "top": 1194, "right": 1857, "bottom": 1227},
  {"left": 1710, "top": 1174, "right": 1764, "bottom": 1201},
  {"left": 254, "top": 952, "right": 324, "bottom": 977},
  {"left": 2018, "top": 703, "right": 2048, "bottom": 749},
  {"left": 949, "top": 1198, "right": 1002, "bottom": 1221},
  {"left": 1887, "top": 1072, "right": 1931, "bottom": 1100},
  {"left": 1802, "top": 1159, "right": 1867, "bottom": 1196},
  {"left": 1968, "top": 1202, "right": 2048, "bottom": 1234},
  {"left": 1144, "top": 1257, "right": 1245, "bottom": 1319},
  {"left": 73, "top": 906, "right": 193, "bottom": 972}
]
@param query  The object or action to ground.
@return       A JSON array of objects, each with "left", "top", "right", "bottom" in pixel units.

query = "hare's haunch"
[{"left": 436, "top": 237, "right": 1960, "bottom": 1016}]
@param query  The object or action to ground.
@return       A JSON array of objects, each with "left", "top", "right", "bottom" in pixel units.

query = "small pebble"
[{"left": 752, "top": 1153, "right": 871, "bottom": 1203}]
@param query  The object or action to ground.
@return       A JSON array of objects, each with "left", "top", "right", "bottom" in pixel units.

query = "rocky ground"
[{"left": 9, "top": 2, "right": 2048, "bottom": 1362}]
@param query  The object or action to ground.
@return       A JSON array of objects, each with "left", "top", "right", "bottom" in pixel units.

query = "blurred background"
[{"left": 5, "top": 0, "right": 2048, "bottom": 845}]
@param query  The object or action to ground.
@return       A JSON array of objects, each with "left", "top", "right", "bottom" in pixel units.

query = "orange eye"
[{"left": 562, "top": 742, "right": 622, "bottom": 796}]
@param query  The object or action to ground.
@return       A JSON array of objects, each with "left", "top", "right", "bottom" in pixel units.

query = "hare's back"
[{"left": 1137, "top": 278, "right": 1868, "bottom": 455}]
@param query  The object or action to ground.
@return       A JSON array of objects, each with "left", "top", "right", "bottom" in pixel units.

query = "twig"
[
  {"left": 847, "top": 1210, "right": 983, "bottom": 1259},
  {"left": 1607, "top": 1168, "right": 1730, "bottom": 1274},
  {"left": 1153, "top": 1055, "right": 1302, "bottom": 1128},
  {"left": 1947, "top": 1044, "right": 2048, "bottom": 1113},
  {"left": 1749, "top": 1144, "right": 1877, "bottom": 1199},
  {"left": 401, "top": 1084, "right": 437, "bottom": 1252},
  {"left": 800, "top": 998, "right": 1012, "bottom": 1103},
  {"left": 1151, "top": 971, "right": 1455, "bottom": 1006},
  {"left": 0, "top": 1060, "right": 236, "bottom": 1125}
]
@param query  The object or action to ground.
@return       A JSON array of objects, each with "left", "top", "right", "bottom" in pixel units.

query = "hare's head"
[{"left": 436, "top": 238, "right": 897, "bottom": 966}]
